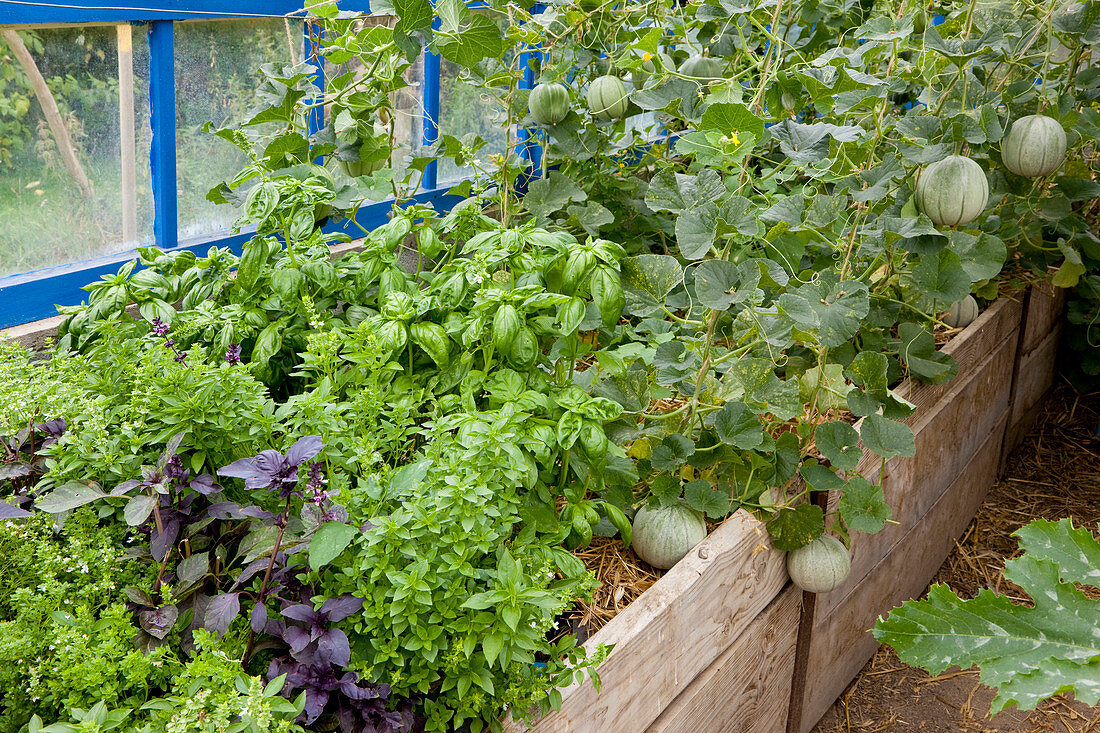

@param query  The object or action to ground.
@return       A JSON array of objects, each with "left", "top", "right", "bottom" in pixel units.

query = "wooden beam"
[
  {"left": 117, "top": 23, "right": 137, "bottom": 244},
  {"left": 505, "top": 510, "right": 788, "bottom": 732},
  {"left": 646, "top": 586, "right": 801, "bottom": 733},
  {"left": 1, "top": 28, "right": 94, "bottom": 198},
  {"left": 798, "top": 419, "right": 1009, "bottom": 732}
]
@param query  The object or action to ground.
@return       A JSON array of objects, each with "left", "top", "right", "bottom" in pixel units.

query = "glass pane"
[
  {"left": 174, "top": 18, "right": 304, "bottom": 242},
  {"left": 0, "top": 24, "right": 153, "bottom": 278},
  {"left": 437, "top": 12, "right": 513, "bottom": 184}
]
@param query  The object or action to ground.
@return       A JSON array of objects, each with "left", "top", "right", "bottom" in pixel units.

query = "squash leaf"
[{"left": 875, "top": 518, "right": 1100, "bottom": 713}]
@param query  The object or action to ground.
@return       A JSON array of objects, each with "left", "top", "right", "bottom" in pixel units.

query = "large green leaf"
[
  {"left": 692, "top": 259, "right": 760, "bottom": 310},
  {"left": 620, "top": 255, "right": 684, "bottom": 316},
  {"left": 837, "top": 476, "right": 891, "bottom": 533},
  {"left": 767, "top": 504, "right": 825, "bottom": 552},
  {"left": 859, "top": 413, "right": 915, "bottom": 459},
  {"left": 910, "top": 249, "right": 972, "bottom": 305},
  {"left": 875, "top": 518, "right": 1100, "bottom": 713}
]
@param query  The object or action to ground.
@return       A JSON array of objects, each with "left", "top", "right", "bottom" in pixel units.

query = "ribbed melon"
[
  {"left": 680, "top": 55, "right": 722, "bottom": 84},
  {"left": 631, "top": 503, "right": 707, "bottom": 569},
  {"left": 943, "top": 295, "right": 979, "bottom": 328},
  {"left": 914, "top": 155, "right": 989, "bottom": 227},
  {"left": 587, "top": 75, "right": 629, "bottom": 120},
  {"left": 1001, "top": 114, "right": 1067, "bottom": 178},
  {"left": 786, "top": 533, "right": 851, "bottom": 593},
  {"left": 528, "top": 83, "right": 570, "bottom": 126}
]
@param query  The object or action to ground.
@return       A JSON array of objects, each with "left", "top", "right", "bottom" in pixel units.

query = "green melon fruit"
[
  {"left": 1001, "top": 114, "right": 1067, "bottom": 178},
  {"left": 786, "top": 533, "right": 851, "bottom": 593},
  {"left": 943, "top": 295, "right": 979, "bottom": 328},
  {"left": 631, "top": 503, "right": 707, "bottom": 570},
  {"left": 587, "top": 75, "right": 629, "bottom": 120},
  {"left": 679, "top": 55, "right": 722, "bottom": 85},
  {"left": 528, "top": 83, "right": 570, "bottom": 126},
  {"left": 914, "top": 155, "right": 989, "bottom": 227}
]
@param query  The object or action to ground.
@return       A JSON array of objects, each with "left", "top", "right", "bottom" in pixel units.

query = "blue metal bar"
[
  {"left": 422, "top": 22, "right": 441, "bottom": 191},
  {"left": 304, "top": 21, "right": 325, "bottom": 163},
  {"left": 517, "top": 3, "right": 546, "bottom": 174},
  {"left": 148, "top": 20, "right": 177, "bottom": 251},
  {"left": 0, "top": 185, "right": 462, "bottom": 328}
]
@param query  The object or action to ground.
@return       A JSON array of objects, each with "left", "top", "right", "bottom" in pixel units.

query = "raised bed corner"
[{"left": 507, "top": 286, "right": 1064, "bottom": 733}]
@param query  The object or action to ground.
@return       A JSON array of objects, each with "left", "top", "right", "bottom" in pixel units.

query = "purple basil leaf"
[
  {"left": 206, "top": 501, "right": 245, "bottom": 520},
  {"left": 34, "top": 418, "right": 66, "bottom": 437},
  {"left": 151, "top": 518, "right": 180, "bottom": 562},
  {"left": 280, "top": 604, "right": 320, "bottom": 625},
  {"left": 0, "top": 501, "right": 32, "bottom": 520},
  {"left": 240, "top": 505, "right": 276, "bottom": 521},
  {"left": 301, "top": 688, "right": 331, "bottom": 724},
  {"left": 232, "top": 557, "right": 270, "bottom": 589},
  {"left": 216, "top": 456, "right": 272, "bottom": 489},
  {"left": 283, "top": 625, "right": 311, "bottom": 654},
  {"left": 189, "top": 474, "right": 220, "bottom": 495},
  {"left": 317, "top": 628, "right": 351, "bottom": 667},
  {"left": 285, "top": 436, "right": 324, "bottom": 467},
  {"left": 110, "top": 478, "right": 143, "bottom": 496},
  {"left": 338, "top": 672, "right": 378, "bottom": 700},
  {"left": 203, "top": 592, "right": 241, "bottom": 638},
  {"left": 0, "top": 463, "right": 33, "bottom": 481},
  {"left": 163, "top": 431, "right": 186, "bottom": 462},
  {"left": 251, "top": 603, "right": 268, "bottom": 634},
  {"left": 138, "top": 604, "right": 179, "bottom": 639},
  {"left": 320, "top": 595, "right": 364, "bottom": 623}
]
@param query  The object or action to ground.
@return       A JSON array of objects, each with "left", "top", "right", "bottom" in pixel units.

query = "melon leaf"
[{"left": 874, "top": 518, "right": 1100, "bottom": 713}]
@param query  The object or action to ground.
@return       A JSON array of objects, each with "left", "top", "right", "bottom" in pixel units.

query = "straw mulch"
[{"left": 812, "top": 382, "right": 1100, "bottom": 733}]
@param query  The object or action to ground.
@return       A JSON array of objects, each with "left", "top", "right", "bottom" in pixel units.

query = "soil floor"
[{"left": 811, "top": 381, "right": 1100, "bottom": 733}]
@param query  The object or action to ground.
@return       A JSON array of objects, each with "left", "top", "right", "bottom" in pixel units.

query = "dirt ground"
[{"left": 812, "top": 381, "right": 1100, "bottom": 733}]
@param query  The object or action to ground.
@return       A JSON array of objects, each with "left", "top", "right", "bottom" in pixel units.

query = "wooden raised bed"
[
  {"left": 505, "top": 285, "right": 1065, "bottom": 733},
  {"left": 2, "top": 285, "right": 1065, "bottom": 733}
]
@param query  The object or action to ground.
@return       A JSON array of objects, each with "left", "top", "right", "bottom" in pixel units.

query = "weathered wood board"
[
  {"left": 1005, "top": 324, "right": 1063, "bottom": 454},
  {"left": 797, "top": 419, "right": 1008, "bottom": 732},
  {"left": 505, "top": 510, "right": 787, "bottom": 733},
  {"left": 646, "top": 585, "right": 801, "bottom": 733}
]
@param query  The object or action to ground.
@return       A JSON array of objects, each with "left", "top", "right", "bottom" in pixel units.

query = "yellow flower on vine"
[
  {"left": 489, "top": 153, "right": 504, "bottom": 165},
  {"left": 642, "top": 52, "right": 652, "bottom": 61}
]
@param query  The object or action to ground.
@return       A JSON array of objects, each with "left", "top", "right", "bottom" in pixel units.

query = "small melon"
[
  {"left": 631, "top": 503, "right": 707, "bottom": 569},
  {"left": 679, "top": 55, "right": 722, "bottom": 84},
  {"left": 914, "top": 155, "right": 989, "bottom": 228},
  {"left": 587, "top": 75, "right": 629, "bottom": 120},
  {"left": 943, "top": 295, "right": 979, "bottom": 328},
  {"left": 528, "top": 83, "right": 570, "bottom": 126},
  {"left": 786, "top": 533, "right": 851, "bottom": 593},
  {"left": 1001, "top": 114, "right": 1067, "bottom": 178}
]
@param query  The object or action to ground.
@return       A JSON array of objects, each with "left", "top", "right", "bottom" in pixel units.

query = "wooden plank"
[
  {"left": 646, "top": 586, "right": 801, "bottom": 733},
  {"left": 1005, "top": 324, "right": 1062, "bottom": 453},
  {"left": 117, "top": 23, "right": 137, "bottom": 245},
  {"left": 505, "top": 511, "right": 787, "bottom": 733},
  {"left": 1019, "top": 282, "right": 1065, "bottom": 355},
  {"left": 891, "top": 295, "right": 1022, "bottom": 420},
  {"left": 815, "top": 330, "right": 1018, "bottom": 619},
  {"left": 798, "top": 419, "right": 1007, "bottom": 733}
]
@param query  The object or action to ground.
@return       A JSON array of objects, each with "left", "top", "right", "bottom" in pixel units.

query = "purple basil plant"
[
  {"left": 218, "top": 435, "right": 325, "bottom": 499},
  {"left": 264, "top": 595, "right": 418, "bottom": 733}
]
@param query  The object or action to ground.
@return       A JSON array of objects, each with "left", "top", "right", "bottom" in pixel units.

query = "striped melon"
[
  {"left": 786, "top": 533, "right": 851, "bottom": 593},
  {"left": 914, "top": 155, "right": 989, "bottom": 227},
  {"left": 587, "top": 75, "right": 629, "bottom": 120},
  {"left": 1002, "top": 114, "right": 1067, "bottom": 178},
  {"left": 631, "top": 503, "right": 707, "bottom": 569}
]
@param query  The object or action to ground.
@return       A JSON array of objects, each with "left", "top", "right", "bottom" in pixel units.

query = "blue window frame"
[{"left": 0, "top": 0, "right": 504, "bottom": 328}]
